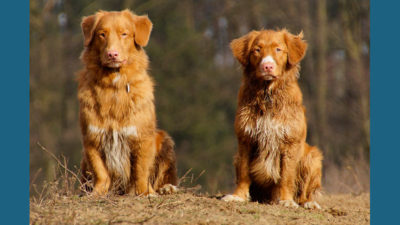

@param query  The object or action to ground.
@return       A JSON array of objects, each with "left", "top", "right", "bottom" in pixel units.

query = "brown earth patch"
[{"left": 30, "top": 192, "right": 369, "bottom": 225}]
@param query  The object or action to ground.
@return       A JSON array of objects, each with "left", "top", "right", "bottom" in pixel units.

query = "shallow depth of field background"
[{"left": 30, "top": 0, "right": 369, "bottom": 194}]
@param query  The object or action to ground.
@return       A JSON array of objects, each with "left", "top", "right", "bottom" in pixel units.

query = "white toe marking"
[
  {"left": 221, "top": 194, "right": 246, "bottom": 202},
  {"left": 158, "top": 184, "right": 179, "bottom": 195},
  {"left": 146, "top": 193, "right": 158, "bottom": 198},
  {"left": 279, "top": 200, "right": 299, "bottom": 209},
  {"left": 304, "top": 201, "right": 321, "bottom": 210}
]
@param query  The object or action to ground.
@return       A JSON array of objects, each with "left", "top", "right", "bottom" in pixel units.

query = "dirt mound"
[{"left": 30, "top": 192, "right": 369, "bottom": 224}]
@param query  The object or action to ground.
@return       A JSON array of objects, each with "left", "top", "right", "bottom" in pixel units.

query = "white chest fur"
[
  {"left": 243, "top": 115, "right": 291, "bottom": 183},
  {"left": 88, "top": 125, "right": 138, "bottom": 188},
  {"left": 244, "top": 115, "right": 290, "bottom": 149}
]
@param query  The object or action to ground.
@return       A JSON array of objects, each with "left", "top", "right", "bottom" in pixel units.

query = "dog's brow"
[
  {"left": 267, "top": 42, "right": 280, "bottom": 47},
  {"left": 256, "top": 40, "right": 266, "bottom": 46}
]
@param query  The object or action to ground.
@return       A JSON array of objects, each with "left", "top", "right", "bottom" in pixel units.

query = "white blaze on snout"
[
  {"left": 261, "top": 55, "right": 276, "bottom": 64},
  {"left": 260, "top": 55, "right": 276, "bottom": 75}
]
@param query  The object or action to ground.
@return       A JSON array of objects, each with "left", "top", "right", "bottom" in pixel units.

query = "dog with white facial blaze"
[{"left": 222, "top": 29, "right": 323, "bottom": 209}]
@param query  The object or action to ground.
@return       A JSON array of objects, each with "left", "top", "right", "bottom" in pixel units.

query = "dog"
[
  {"left": 77, "top": 10, "right": 177, "bottom": 196},
  {"left": 222, "top": 29, "right": 323, "bottom": 209}
]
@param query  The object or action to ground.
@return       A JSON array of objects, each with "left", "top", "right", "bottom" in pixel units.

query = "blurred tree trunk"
[
  {"left": 123, "top": 0, "right": 136, "bottom": 9},
  {"left": 316, "top": 0, "right": 328, "bottom": 150},
  {"left": 299, "top": 0, "right": 319, "bottom": 145},
  {"left": 340, "top": 0, "right": 370, "bottom": 158}
]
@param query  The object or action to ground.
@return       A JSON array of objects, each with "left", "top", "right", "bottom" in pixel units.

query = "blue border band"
[
  {"left": 0, "top": 1, "right": 29, "bottom": 224},
  {"left": 371, "top": 0, "right": 400, "bottom": 224},
  {"left": 0, "top": 1, "right": 394, "bottom": 224}
]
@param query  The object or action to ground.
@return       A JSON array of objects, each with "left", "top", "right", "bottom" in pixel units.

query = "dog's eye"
[
  {"left": 254, "top": 48, "right": 260, "bottom": 53},
  {"left": 122, "top": 32, "right": 128, "bottom": 37},
  {"left": 99, "top": 33, "right": 106, "bottom": 38},
  {"left": 276, "top": 48, "right": 282, "bottom": 52}
]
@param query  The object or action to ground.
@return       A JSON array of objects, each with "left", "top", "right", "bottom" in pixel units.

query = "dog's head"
[
  {"left": 230, "top": 29, "right": 307, "bottom": 81},
  {"left": 81, "top": 10, "right": 152, "bottom": 68}
]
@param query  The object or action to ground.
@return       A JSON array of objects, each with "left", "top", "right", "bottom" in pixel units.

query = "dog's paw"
[
  {"left": 146, "top": 193, "right": 159, "bottom": 198},
  {"left": 92, "top": 185, "right": 109, "bottom": 196},
  {"left": 158, "top": 184, "right": 179, "bottom": 195},
  {"left": 221, "top": 194, "right": 247, "bottom": 202},
  {"left": 303, "top": 201, "right": 321, "bottom": 210},
  {"left": 279, "top": 200, "right": 299, "bottom": 209}
]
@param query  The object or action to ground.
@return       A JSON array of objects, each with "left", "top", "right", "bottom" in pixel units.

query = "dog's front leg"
[
  {"left": 278, "top": 144, "right": 301, "bottom": 208},
  {"left": 85, "top": 144, "right": 111, "bottom": 195},
  {"left": 222, "top": 142, "right": 251, "bottom": 202},
  {"left": 131, "top": 137, "right": 156, "bottom": 196}
]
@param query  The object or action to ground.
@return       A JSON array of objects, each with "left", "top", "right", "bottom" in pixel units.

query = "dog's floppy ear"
[
  {"left": 123, "top": 10, "right": 153, "bottom": 47},
  {"left": 134, "top": 15, "right": 153, "bottom": 47},
  {"left": 81, "top": 15, "right": 96, "bottom": 46},
  {"left": 81, "top": 11, "right": 105, "bottom": 47},
  {"left": 284, "top": 30, "right": 307, "bottom": 67},
  {"left": 230, "top": 31, "right": 259, "bottom": 67}
]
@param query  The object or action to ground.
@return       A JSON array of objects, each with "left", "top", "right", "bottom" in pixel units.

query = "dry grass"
[
  {"left": 323, "top": 152, "right": 370, "bottom": 194},
  {"left": 30, "top": 143, "right": 370, "bottom": 225},
  {"left": 30, "top": 189, "right": 369, "bottom": 225}
]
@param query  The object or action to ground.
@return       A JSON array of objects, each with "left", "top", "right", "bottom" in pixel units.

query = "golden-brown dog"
[
  {"left": 77, "top": 10, "right": 177, "bottom": 196},
  {"left": 222, "top": 29, "right": 323, "bottom": 209}
]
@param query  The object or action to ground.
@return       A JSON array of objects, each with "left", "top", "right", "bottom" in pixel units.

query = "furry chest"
[
  {"left": 88, "top": 125, "right": 139, "bottom": 188},
  {"left": 244, "top": 115, "right": 290, "bottom": 149},
  {"left": 95, "top": 86, "right": 135, "bottom": 120},
  {"left": 244, "top": 115, "right": 288, "bottom": 184}
]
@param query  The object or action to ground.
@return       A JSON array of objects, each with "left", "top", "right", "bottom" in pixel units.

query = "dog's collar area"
[
  {"left": 104, "top": 67, "right": 121, "bottom": 73},
  {"left": 263, "top": 87, "right": 272, "bottom": 104},
  {"left": 112, "top": 73, "right": 121, "bottom": 84},
  {"left": 112, "top": 72, "right": 130, "bottom": 93}
]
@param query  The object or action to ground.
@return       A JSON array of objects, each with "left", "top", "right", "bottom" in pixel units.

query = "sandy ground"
[{"left": 30, "top": 191, "right": 369, "bottom": 225}]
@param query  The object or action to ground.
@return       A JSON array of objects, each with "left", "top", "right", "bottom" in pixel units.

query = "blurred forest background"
[{"left": 30, "top": 0, "right": 370, "bottom": 194}]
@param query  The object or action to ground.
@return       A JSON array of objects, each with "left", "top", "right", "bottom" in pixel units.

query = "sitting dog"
[
  {"left": 222, "top": 29, "right": 323, "bottom": 209},
  {"left": 77, "top": 10, "right": 177, "bottom": 196}
]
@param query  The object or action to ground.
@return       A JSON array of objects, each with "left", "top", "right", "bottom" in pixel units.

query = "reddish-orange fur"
[
  {"left": 77, "top": 10, "right": 177, "bottom": 195},
  {"left": 226, "top": 29, "right": 323, "bottom": 208}
]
